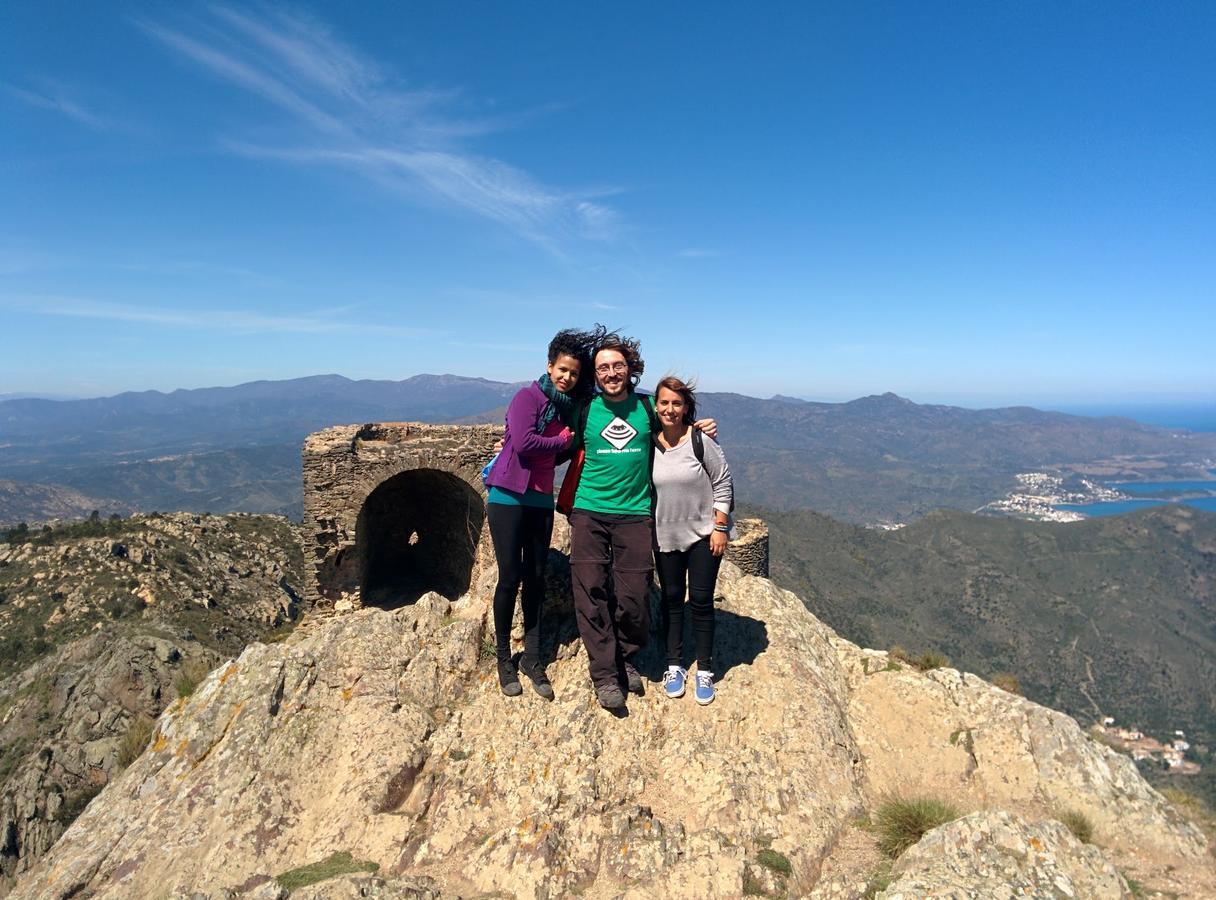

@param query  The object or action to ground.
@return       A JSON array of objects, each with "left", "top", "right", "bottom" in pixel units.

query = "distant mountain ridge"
[{"left": 2, "top": 375, "right": 1214, "bottom": 524}]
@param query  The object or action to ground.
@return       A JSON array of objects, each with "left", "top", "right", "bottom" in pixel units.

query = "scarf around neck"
[{"left": 537, "top": 373, "right": 576, "bottom": 431}]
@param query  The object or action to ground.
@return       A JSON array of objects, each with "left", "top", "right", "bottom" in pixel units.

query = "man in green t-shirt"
[{"left": 570, "top": 330, "right": 657, "bottom": 709}]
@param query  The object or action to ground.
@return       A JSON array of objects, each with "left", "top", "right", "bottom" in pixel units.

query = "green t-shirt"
[{"left": 573, "top": 393, "right": 654, "bottom": 515}]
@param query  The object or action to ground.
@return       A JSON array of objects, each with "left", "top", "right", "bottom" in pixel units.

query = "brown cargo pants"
[{"left": 569, "top": 510, "right": 654, "bottom": 688}]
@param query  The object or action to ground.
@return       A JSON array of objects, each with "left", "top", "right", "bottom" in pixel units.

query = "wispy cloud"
[
  {"left": 676, "top": 248, "right": 721, "bottom": 259},
  {"left": 2, "top": 294, "right": 435, "bottom": 338},
  {"left": 136, "top": 7, "right": 621, "bottom": 250},
  {"left": 5, "top": 82, "right": 112, "bottom": 130}
]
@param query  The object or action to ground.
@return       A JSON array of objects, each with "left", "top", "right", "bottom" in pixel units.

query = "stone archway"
[
  {"left": 356, "top": 468, "right": 484, "bottom": 608},
  {"left": 302, "top": 422, "right": 501, "bottom": 613}
]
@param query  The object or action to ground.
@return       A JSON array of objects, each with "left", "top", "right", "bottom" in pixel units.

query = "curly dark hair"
[
  {"left": 654, "top": 375, "right": 698, "bottom": 425},
  {"left": 547, "top": 328, "right": 597, "bottom": 399},
  {"left": 588, "top": 324, "right": 644, "bottom": 390}
]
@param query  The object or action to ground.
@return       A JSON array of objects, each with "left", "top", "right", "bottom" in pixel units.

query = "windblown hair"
[
  {"left": 654, "top": 375, "right": 698, "bottom": 425},
  {"left": 589, "top": 324, "right": 645, "bottom": 390},
  {"left": 547, "top": 328, "right": 597, "bottom": 399}
]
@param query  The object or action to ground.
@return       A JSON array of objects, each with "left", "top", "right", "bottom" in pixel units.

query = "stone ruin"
[{"left": 302, "top": 422, "right": 769, "bottom": 614}]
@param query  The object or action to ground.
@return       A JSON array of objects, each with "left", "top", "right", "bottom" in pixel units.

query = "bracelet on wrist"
[{"left": 713, "top": 523, "right": 729, "bottom": 533}]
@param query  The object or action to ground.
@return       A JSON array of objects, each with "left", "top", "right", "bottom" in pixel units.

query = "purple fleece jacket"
[{"left": 484, "top": 381, "right": 571, "bottom": 495}]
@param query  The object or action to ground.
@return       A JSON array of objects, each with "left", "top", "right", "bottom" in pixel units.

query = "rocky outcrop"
[
  {"left": 8, "top": 560, "right": 1210, "bottom": 897},
  {"left": 879, "top": 810, "right": 1131, "bottom": 899},
  {"left": 0, "top": 631, "right": 220, "bottom": 886},
  {"left": 833, "top": 641, "right": 1207, "bottom": 858},
  {"left": 0, "top": 513, "right": 304, "bottom": 891}
]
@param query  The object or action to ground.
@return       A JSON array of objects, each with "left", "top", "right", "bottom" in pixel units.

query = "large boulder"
[
  {"left": 879, "top": 810, "right": 1131, "bottom": 899},
  {"left": 833, "top": 641, "right": 1207, "bottom": 859}
]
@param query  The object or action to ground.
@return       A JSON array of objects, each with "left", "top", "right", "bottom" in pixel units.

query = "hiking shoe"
[
  {"left": 518, "top": 655, "right": 555, "bottom": 701},
  {"left": 596, "top": 683, "right": 626, "bottom": 709},
  {"left": 694, "top": 671, "right": 715, "bottom": 706},
  {"left": 662, "top": 666, "right": 687, "bottom": 699},
  {"left": 623, "top": 660, "right": 645, "bottom": 696},
  {"left": 497, "top": 657, "right": 522, "bottom": 697}
]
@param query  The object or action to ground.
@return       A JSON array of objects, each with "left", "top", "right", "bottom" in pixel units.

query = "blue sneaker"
[
  {"left": 662, "top": 666, "right": 686, "bottom": 699},
  {"left": 694, "top": 670, "right": 715, "bottom": 705}
]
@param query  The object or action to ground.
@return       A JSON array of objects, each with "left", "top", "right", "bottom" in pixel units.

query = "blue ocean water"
[
  {"left": 1056, "top": 496, "right": 1216, "bottom": 517},
  {"left": 1106, "top": 479, "right": 1216, "bottom": 496},
  {"left": 1051, "top": 404, "right": 1216, "bottom": 433},
  {"left": 1054, "top": 469, "right": 1216, "bottom": 517}
]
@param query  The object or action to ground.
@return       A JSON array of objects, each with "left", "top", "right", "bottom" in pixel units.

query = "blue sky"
[{"left": 1, "top": 2, "right": 1213, "bottom": 407}]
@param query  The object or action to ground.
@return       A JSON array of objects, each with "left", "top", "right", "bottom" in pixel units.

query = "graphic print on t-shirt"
[{"left": 600, "top": 415, "right": 638, "bottom": 451}]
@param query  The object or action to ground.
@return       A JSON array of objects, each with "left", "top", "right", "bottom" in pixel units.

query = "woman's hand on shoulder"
[{"left": 693, "top": 418, "right": 718, "bottom": 440}]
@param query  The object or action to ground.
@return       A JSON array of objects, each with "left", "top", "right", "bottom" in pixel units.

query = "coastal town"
[
  {"left": 976, "top": 472, "right": 1123, "bottom": 522},
  {"left": 1092, "top": 717, "right": 1202, "bottom": 776}
]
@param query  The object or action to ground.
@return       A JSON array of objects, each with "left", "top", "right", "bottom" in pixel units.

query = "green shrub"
[
  {"left": 887, "top": 645, "right": 950, "bottom": 671},
  {"left": 1056, "top": 808, "right": 1094, "bottom": 844},
  {"left": 175, "top": 657, "right": 213, "bottom": 699},
  {"left": 1122, "top": 872, "right": 1145, "bottom": 897},
  {"left": 276, "top": 851, "right": 378, "bottom": 890},
  {"left": 872, "top": 796, "right": 961, "bottom": 858},
  {"left": 991, "top": 672, "right": 1021, "bottom": 694},
  {"left": 914, "top": 650, "right": 950, "bottom": 671},
  {"left": 117, "top": 714, "right": 155, "bottom": 770},
  {"left": 861, "top": 861, "right": 893, "bottom": 899},
  {"left": 742, "top": 870, "right": 767, "bottom": 896},
  {"left": 755, "top": 847, "right": 791, "bottom": 876}
]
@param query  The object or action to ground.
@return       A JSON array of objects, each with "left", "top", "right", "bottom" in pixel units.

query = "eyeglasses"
[{"left": 595, "top": 362, "right": 629, "bottom": 375}]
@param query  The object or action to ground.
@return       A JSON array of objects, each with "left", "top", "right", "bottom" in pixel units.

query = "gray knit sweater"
[{"left": 652, "top": 432, "right": 734, "bottom": 553}]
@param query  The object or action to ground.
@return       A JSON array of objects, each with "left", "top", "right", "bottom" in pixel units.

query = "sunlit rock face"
[{"left": 9, "top": 559, "right": 1210, "bottom": 898}]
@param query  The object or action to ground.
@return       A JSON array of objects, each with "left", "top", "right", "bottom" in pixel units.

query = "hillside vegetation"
[
  {"left": 0, "top": 513, "right": 303, "bottom": 886},
  {"left": 764, "top": 503, "right": 1216, "bottom": 791}
]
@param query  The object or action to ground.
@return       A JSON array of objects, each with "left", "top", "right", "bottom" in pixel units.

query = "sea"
[
  {"left": 1049, "top": 402, "right": 1216, "bottom": 434},
  {"left": 1044, "top": 403, "right": 1216, "bottom": 517},
  {"left": 1054, "top": 472, "right": 1216, "bottom": 517}
]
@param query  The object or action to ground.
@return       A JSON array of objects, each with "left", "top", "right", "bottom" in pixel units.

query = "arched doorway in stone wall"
[{"left": 356, "top": 468, "right": 484, "bottom": 608}]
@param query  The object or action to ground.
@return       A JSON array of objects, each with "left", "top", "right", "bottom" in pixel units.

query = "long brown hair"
[{"left": 654, "top": 375, "right": 697, "bottom": 425}]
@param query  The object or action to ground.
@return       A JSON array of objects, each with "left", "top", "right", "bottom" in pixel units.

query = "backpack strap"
[
  {"left": 691, "top": 426, "right": 706, "bottom": 471},
  {"left": 638, "top": 393, "right": 658, "bottom": 433},
  {"left": 573, "top": 397, "right": 591, "bottom": 454}
]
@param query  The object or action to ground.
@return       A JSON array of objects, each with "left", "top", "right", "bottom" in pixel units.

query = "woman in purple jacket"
[{"left": 484, "top": 329, "right": 594, "bottom": 698}]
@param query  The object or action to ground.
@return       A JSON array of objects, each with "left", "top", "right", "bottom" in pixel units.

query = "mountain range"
[{"left": 3, "top": 374, "right": 1213, "bottom": 524}]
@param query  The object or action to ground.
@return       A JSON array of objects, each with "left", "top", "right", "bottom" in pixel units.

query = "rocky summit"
[{"left": 7, "top": 549, "right": 1213, "bottom": 898}]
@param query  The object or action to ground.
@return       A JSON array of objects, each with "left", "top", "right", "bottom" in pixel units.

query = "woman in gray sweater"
[{"left": 651, "top": 375, "right": 734, "bottom": 705}]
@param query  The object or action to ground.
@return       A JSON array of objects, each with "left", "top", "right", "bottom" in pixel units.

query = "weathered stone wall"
[
  {"left": 301, "top": 422, "right": 770, "bottom": 613},
  {"left": 302, "top": 423, "right": 500, "bottom": 613},
  {"left": 727, "top": 517, "right": 769, "bottom": 578}
]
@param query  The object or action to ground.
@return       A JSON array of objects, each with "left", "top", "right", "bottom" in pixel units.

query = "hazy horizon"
[{"left": 2, "top": 372, "right": 1213, "bottom": 432}]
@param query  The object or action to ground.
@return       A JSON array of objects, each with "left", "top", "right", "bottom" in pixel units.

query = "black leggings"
[
  {"left": 487, "top": 503, "right": 554, "bottom": 661},
  {"left": 655, "top": 537, "right": 722, "bottom": 672}
]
